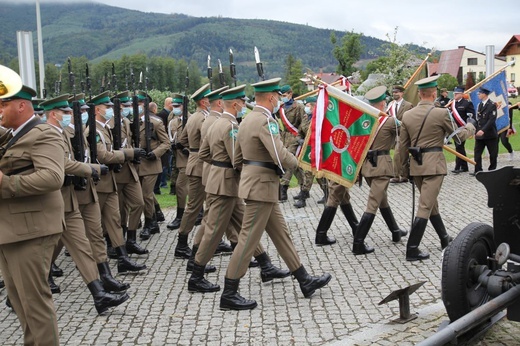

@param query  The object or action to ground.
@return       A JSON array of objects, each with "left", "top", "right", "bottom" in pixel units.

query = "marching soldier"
[
  {"left": 220, "top": 78, "right": 331, "bottom": 311},
  {"left": 278, "top": 84, "right": 306, "bottom": 201},
  {"left": 389, "top": 85, "right": 414, "bottom": 184},
  {"left": 397, "top": 76, "right": 476, "bottom": 261},
  {"left": 351, "top": 86, "right": 407, "bottom": 255},
  {"left": 42, "top": 94, "right": 130, "bottom": 314},
  {"left": 111, "top": 91, "right": 148, "bottom": 255},
  {"left": 174, "top": 84, "right": 211, "bottom": 259},
  {"left": 188, "top": 85, "right": 289, "bottom": 293},
  {"left": 0, "top": 83, "right": 62, "bottom": 345},
  {"left": 166, "top": 93, "right": 189, "bottom": 230},
  {"left": 91, "top": 91, "right": 147, "bottom": 272}
]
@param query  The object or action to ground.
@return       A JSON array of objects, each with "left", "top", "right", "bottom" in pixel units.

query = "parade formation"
[{"left": 0, "top": 36, "right": 519, "bottom": 344}]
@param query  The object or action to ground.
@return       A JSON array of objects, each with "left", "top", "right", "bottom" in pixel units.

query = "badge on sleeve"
[
  {"left": 267, "top": 122, "right": 279, "bottom": 135},
  {"left": 229, "top": 128, "right": 238, "bottom": 139}
]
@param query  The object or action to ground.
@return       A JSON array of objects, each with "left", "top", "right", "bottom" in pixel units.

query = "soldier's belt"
[
  {"left": 366, "top": 150, "right": 390, "bottom": 167},
  {"left": 211, "top": 160, "right": 233, "bottom": 168},
  {"left": 243, "top": 160, "right": 279, "bottom": 172},
  {"left": 189, "top": 148, "right": 199, "bottom": 152},
  {"left": 63, "top": 175, "right": 74, "bottom": 186},
  {"left": 420, "top": 147, "right": 443, "bottom": 153},
  {"left": 5, "top": 163, "right": 34, "bottom": 176}
]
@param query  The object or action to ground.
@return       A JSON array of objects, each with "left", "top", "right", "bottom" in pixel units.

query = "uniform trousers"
[
  {"left": 364, "top": 176, "right": 390, "bottom": 214},
  {"left": 326, "top": 182, "right": 351, "bottom": 208},
  {"left": 0, "top": 234, "right": 61, "bottom": 346},
  {"left": 52, "top": 209, "right": 99, "bottom": 284},
  {"left": 226, "top": 200, "right": 301, "bottom": 280},
  {"left": 195, "top": 194, "right": 260, "bottom": 266},
  {"left": 454, "top": 140, "right": 469, "bottom": 171},
  {"left": 413, "top": 175, "right": 443, "bottom": 219},
  {"left": 179, "top": 175, "right": 205, "bottom": 236},
  {"left": 280, "top": 134, "right": 305, "bottom": 186},
  {"left": 117, "top": 181, "right": 144, "bottom": 230},
  {"left": 79, "top": 200, "right": 108, "bottom": 264},
  {"left": 175, "top": 167, "right": 188, "bottom": 209},
  {"left": 474, "top": 137, "right": 499, "bottom": 172},
  {"left": 97, "top": 191, "right": 126, "bottom": 248},
  {"left": 139, "top": 175, "right": 157, "bottom": 218}
]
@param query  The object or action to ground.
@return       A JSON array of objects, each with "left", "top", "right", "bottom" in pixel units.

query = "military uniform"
[
  {"left": 0, "top": 85, "right": 63, "bottom": 345},
  {"left": 473, "top": 87, "right": 498, "bottom": 173},
  {"left": 451, "top": 87, "right": 475, "bottom": 173},
  {"left": 220, "top": 78, "right": 331, "bottom": 311},
  {"left": 397, "top": 76, "right": 476, "bottom": 261}
]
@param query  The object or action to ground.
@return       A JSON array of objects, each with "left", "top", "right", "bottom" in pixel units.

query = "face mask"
[
  {"left": 272, "top": 99, "right": 281, "bottom": 114},
  {"left": 237, "top": 106, "right": 247, "bottom": 118},
  {"left": 281, "top": 96, "right": 289, "bottom": 104},
  {"left": 138, "top": 106, "right": 144, "bottom": 115},
  {"left": 122, "top": 108, "right": 132, "bottom": 118},
  {"left": 81, "top": 112, "right": 89, "bottom": 125},
  {"left": 172, "top": 108, "right": 182, "bottom": 116},
  {"left": 42, "top": 115, "right": 47, "bottom": 123},
  {"left": 103, "top": 108, "right": 114, "bottom": 121},
  {"left": 59, "top": 114, "right": 72, "bottom": 128},
  {"left": 304, "top": 106, "right": 311, "bottom": 115}
]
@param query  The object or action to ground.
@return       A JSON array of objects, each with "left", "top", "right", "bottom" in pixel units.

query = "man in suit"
[
  {"left": 472, "top": 87, "right": 498, "bottom": 175},
  {"left": 188, "top": 85, "right": 289, "bottom": 292},
  {"left": 389, "top": 85, "right": 414, "bottom": 184},
  {"left": 450, "top": 86, "right": 475, "bottom": 173},
  {"left": 220, "top": 78, "right": 331, "bottom": 311},
  {"left": 397, "top": 76, "right": 476, "bottom": 261},
  {"left": 0, "top": 84, "right": 63, "bottom": 345},
  {"left": 352, "top": 86, "right": 407, "bottom": 255},
  {"left": 156, "top": 97, "right": 173, "bottom": 192}
]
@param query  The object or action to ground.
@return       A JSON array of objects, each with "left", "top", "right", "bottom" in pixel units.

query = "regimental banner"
[
  {"left": 403, "top": 62, "right": 428, "bottom": 106},
  {"left": 469, "top": 70, "right": 510, "bottom": 134},
  {"left": 298, "top": 85, "right": 380, "bottom": 188}
]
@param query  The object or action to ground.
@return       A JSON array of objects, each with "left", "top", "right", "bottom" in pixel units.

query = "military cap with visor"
[
  {"left": 365, "top": 85, "right": 388, "bottom": 104},
  {"left": 68, "top": 93, "right": 90, "bottom": 110},
  {"left": 252, "top": 78, "right": 282, "bottom": 94},
  {"left": 91, "top": 91, "right": 114, "bottom": 106},
  {"left": 171, "top": 93, "right": 184, "bottom": 105},
  {"left": 207, "top": 86, "right": 229, "bottom": 102},
  {"left": 113, "top": 91, "right": 132, "bottom": 106},
  {"left": 414, "top": 75, "right": 439, "bottom": 89},
  {"left": 40, "top": 94, "right": 73, "bottom": 112},
  {"left": 220, "top": 84, "right": 248, "bottom": 101},
  {"left": 191, "top": 83, "right": 211, "bottom": 101},
  {"left": 1, "top": 85, "right": 37, "bottom": 102},
  {"left": 136, "top": 90, "right": 152, "bottom": 103}
]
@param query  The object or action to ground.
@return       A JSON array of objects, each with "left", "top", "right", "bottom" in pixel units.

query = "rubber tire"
[{"left": 441, "top": 222, "right": 495, "bottom": 322}]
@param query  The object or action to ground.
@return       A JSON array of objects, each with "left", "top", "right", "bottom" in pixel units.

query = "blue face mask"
[
  {"left": 272, "top": 100, "right": 281, "bottom": 114},
  {"left": 103, "top": 108, "right": 114, "bottom": 121},
  {"left": 172, "top": 108, "right": 182, "bottom": 116},
  {"left": 122, "top": 108, "right": 132, "bottom": 118},
  {"left": 237, "top": 106, "right": 247, "bottom": 118},
  {"left": 81, "top": 112, "right": 89, "bottom": 125},
  {"left": 59, "top": 114, "right": 72, "bottom": 128},
  {"left": 138, "top": 106, "right": 143, "bottom": 115},
  {"left": 41, "top": 115, "right": 47, "bottom": 123},
  {"left": 304, "top": 106, "right": 311, "bottom": 115},
  {"left": 281, "top": 96, "right": 289, "bottom": 104}
]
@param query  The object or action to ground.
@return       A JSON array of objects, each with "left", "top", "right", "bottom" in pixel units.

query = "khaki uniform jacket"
[
  {"left": 180, "top": 109, "right": 208, "bottom": 177},
  {"left": 138, "top": 113, "right": 170, "bottom": 176},
  {"left": 115, "top": 118, "right": 139, "bottom": 184},
  {"left": 397, "top": 100, "right": 475, "bottom": 177},
  {"left": 0, "top": 121, "right": 65, "bottom": 245},
  {"left": 235, "top": 106, "right": 298, "bottom": 203},
  {"left": 200, "top": 112, "right": 239, "bottom": 197},
  {"left": 396, "top": 100, "right": 413, "bottom": 121},
  {"left": 361, "top": 116, "right": 399, "bottom": 178},
  {"left": 168, "top": 114, "right": 188, "bottom": 169},
  {"left": 200, "top": 111, "right": 221, "bottom": 186}
]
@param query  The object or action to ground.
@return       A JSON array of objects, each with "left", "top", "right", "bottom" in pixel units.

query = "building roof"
[
  {"left": 437, "top": 47, "right": 465, "bottom": 77},
  {"left": 497, "top": 35, "right": 520, "bottom": 57}
]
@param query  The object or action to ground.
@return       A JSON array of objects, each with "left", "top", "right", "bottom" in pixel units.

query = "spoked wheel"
[{"left": 441, "top": 222, "right": 495, "bottom": 322}]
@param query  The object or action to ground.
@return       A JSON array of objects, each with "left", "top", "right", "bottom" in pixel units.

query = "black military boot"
[
  {"left": 155, "top": 203, "right": 165, "bottom": 222},
  {"left": 150, "top": 214, "right": 160, "bottom": 234},
  {"left": 292, "top": 265, "right": 332, "bottom": 298},
  {"left": 51, "top": 262, "right": 63, "bottom": 277},
  {"left": 167, "top": 208, "right": 184, "bottom": 230},
  {"left": 231, "top": 242, "right": 258, "bottom": 267},
  {"left": 220, "top": 278, "right": 257, "bottom": 310},
  {"left": 97, "top": 262, "right": 130, "bottom": 293},
  {"left": 279, "top": 184, "right": 289, "bottom": 202},
  {"left": 126, "top": 230, "right": 149, "bottom": 255},
  {"left": 115, "top": 246, "right": 147, "bottom": 274},
  {"left": 293, "top": 190, "right": 309, "bottom": 209},
  {"left": 340, "top": 203, "right": 359, "bottom": 236},
  {"left": 140, "top": 218, "right": 152, "bottom": 240},
  {"left": 174, "top": 233, "right": 192, "bottom": 259},
  {"left": 87, "top": 279, "right": 130, "bottom": 314},
  {"left": 48, "top": 273, "right": 61, "bottom": 294},
  {"left": 105, "top": 234, "right": 117, "bottom": 259},
  {"left": 406, "top": 217, "right": 430, "bottom": 261},
  {"left": 315, "top": 206, "right": 337, "bottom": 246},
  {"left": 186, "top": 245, "right": 216, "bottom": 273},
  {"left": 215, "top": 239, "right": 233, "bottom": 255},
  {"left": 170, "top": 184, "right": 176, "bottom": 195},
  {"left": 430, "top": 214, "right": 453, "bottom": 249},
  {"left": 195, "top": 208, "right": 204, "bottom": 226},
  {"left": 293, "top": 187, "right": 305, "bottom": 200},
  {"left": 380, "top": 207, "right": 408, "bottom": 242},
  {"left": 255, "top": 252, "right": 291, "bottom": 283},
  {"left": 352, "top": 213, "right": 375, "bottom": 255},
  {"left": 188, "top": 263, "right": 221, "bottom": 293}
]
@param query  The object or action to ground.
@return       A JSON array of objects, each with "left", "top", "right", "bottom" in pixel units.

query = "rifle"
[
  {"left": 229, "top": 49, "right": 237, "bottom": 87},
  {"left": 85, "top": 63, "right": 92, "bottom": 101},
  {"left": 87, "top": 101, "right": 97, "bottom": 165},
  {"left": 182, "top": 68, "right": 189, "bottom": 129},
  {"left": 111, "top": 63, "right": 117, "bottom": 92},
  {"left": 111, "top": 95, "right": 122, "bottom": 173},
  {"left": 143, "top": 70, "right": 152, "bottom": 153},
  {"left": 218, "top": 59, "right": 226, "bottom": 87},
  {"left": 207, "top": 54, "right": 213, "bottom": 90},
  {"left": 130, "top": 69, "right": 141, "bottom": 163},
  {"left": 254, "top": 46, "right": 265, "bottom": 81}
]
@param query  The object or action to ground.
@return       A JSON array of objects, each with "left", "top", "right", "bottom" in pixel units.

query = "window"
[
  {"left": 512, "top": 73, "right": 516, "bottom": 83},
  {"left": 467, "top": 58, "right": 478, "bottom": 65}
]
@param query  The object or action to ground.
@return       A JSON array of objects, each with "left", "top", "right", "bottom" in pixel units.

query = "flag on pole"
[
  {"left": 298, "top": 84, "right": 380, "bottom": 188},
  {"left": 468, "top": 70, "right": 509, "bottom": 134},
  {"left": 403, "top": 63, "right": 428, "bottom": 106}
]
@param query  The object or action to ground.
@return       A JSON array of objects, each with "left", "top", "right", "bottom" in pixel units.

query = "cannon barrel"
[{"left": 417, "top": 285, "right": 520, "bottom": 346}]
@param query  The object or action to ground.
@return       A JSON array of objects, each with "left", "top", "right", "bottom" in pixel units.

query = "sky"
[{"left": 21, "top": 0, "right": 519, "bottom": 53}]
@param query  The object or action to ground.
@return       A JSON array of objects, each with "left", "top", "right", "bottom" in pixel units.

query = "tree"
[
  {"left": 330, "top": 30, "right": 363, "bottom": 77},
  {"left": 283, "top": 54, "right": 305, "bottom": 96},
  {"left": 437, "top": 74, "right": 458, "bottom": 92}
]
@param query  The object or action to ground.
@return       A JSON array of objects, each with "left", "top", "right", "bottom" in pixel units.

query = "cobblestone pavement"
[{"left": 1, "top": 153, "right": 519, "bottom": 345}]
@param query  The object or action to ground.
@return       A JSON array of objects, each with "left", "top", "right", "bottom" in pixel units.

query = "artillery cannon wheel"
[{"left": 441, "top": 222, "right": 495, "bottom": 322}]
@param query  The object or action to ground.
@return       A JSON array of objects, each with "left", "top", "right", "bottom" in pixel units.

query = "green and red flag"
[{"left": 298, "top": 84, "right": 381, "bottom": 188}]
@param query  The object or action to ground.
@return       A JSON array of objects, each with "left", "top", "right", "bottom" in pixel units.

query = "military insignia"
[
  {"left": 327, "top": 100, "right": 335, "bottom": 112},
  {"left": 347, "top": 164, "right": 354, "bottom": 175},
  {"left": 229, "top": 128, "right": 238, "bottom": 139},
  {"left": 96, "top": 134, "right": 101, "bottom": 143},
  {"left": 268, "top": 122, "right": 279, "bottom": 135},
  {"left": 362, "top": 120, "right": 371, "bottom": 129}
]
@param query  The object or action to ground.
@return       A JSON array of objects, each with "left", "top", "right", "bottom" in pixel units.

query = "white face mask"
[
  {"left": 272, "top": 99, "right": 281, "bottom": 114},
  {"left": 172, "top": 108, "right": 182, "bottom": 116},
  {"left": 304, "top": 106, "right": 311, "bottom": 115}
]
